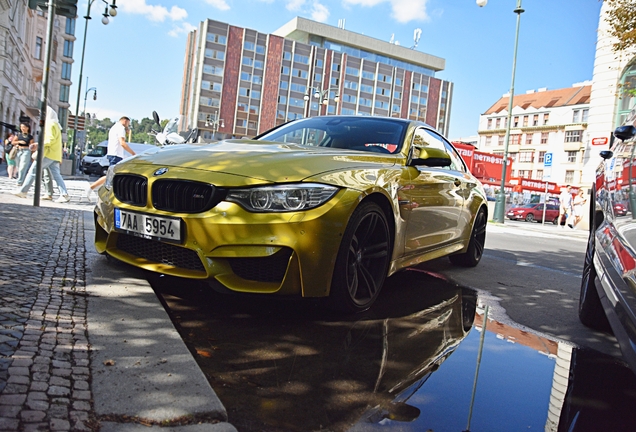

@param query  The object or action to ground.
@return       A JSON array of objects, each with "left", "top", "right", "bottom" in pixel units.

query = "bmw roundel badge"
[{"left": 153, "top": 168, "right": 169, "bottom": 176}]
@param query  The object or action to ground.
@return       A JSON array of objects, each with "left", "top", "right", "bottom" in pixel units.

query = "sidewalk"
[{"left": 0, "top": 162, "right": 237, "bottom": 431}]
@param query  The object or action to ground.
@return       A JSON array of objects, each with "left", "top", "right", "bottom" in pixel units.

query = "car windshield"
[
  {"left": 86, "top": 146, "right": 107, "bottom": 157},
  {"left": 256, "top": 117, "right": 408, "bottom": 154},
  {"left": 163, "top": 117, "right": 180, "bottom": 135},
  {"left": 519, "top": 204, "right": 538, "bottom": 209}
]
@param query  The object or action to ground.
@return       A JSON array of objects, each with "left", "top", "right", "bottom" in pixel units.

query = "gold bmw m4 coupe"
[{"left": 94, "top": 116, "right": 487, "bottom": 312}]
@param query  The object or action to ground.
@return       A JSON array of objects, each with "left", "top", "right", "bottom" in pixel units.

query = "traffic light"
[{"left": 28, "top": 0, "right": 78, "bottom": 19}]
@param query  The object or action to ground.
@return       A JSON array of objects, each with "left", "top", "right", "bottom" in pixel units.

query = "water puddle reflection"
[{"left": 149, "top": 269, "right": 636, "bottom": 431}]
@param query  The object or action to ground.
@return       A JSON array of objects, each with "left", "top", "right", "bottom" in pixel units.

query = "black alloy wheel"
[
  {"left": 578, "top": 184, "right": 611, "bottom": 331},
  {"left": 525, "top": 213, "right": 535, "bottom": 222},
  {"left": 328, "top": 201, "right": 391, "bottom": 313},
  {"left": 449, "top": 208, "right": 487, "bottom": 267}
]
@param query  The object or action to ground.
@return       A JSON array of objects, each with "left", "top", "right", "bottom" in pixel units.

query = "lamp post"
[
  {"left": 70, "top": 0, "right": 117, "bottom": 175},
  {"left": 205, "top": 112, "right": 224, "bottom": 140},
  {"left": 477, "top": 0, "right": 524, "bottom": 223},
  {"left": 304, "top": 86, "right": 340, "bottom": 117}
]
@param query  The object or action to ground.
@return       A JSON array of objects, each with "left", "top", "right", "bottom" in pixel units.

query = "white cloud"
[
  {"left": 168, "top": 21, "right": 198, "bottom": 38},
  {"left": 204, "top": 0, "right": 231, "bottom": 11},
  {"left": 343, "top": 0, "right": 429, "bottom": 23},
  {"left": 311, "top": 2, "right": 329, "bottom": 22},
  {"left": 286, "top": 0, "right": 305, "bottom": 12},
  {"left": 119, "top": 0, "right": 188, "bottom": 22}
]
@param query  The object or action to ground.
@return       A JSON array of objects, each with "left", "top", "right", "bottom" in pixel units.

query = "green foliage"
[{"left": 605, "top": 0, "right": 636, "bottom": 52}]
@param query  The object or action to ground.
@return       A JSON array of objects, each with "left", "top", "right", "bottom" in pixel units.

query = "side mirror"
[
  {"left": 152, "top": 111, "right": 160, "bottom": 126},
  {"left": 614, "top": 125, "right": 636, "bottom": 141},
  {"left": 410, "top": 146, "right": 452, "bottom": 167},
  {"left": 600, "top": 150, "right": 614, "bottom": 160}
]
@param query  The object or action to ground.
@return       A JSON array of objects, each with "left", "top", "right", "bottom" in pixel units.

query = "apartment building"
[
  {"left": 179, "top": 17, "right": 453, "bottom": 141},
  {"left": 0, "top": 3, "right": 75, "bottom": 139},
  {"left": 476, "top": 82, "right": 592, "bottom": 187}
]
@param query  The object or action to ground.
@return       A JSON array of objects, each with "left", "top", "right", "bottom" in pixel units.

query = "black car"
[{"left": 579, "top": 120, "right": 636, "bottom": 374}]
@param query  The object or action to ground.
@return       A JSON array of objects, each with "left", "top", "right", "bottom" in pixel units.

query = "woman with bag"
[
  {"left": 12, "top": 109, "right": 70, "bottom": 203},
  {"left": 13, "top": 123, "right": 34, "bottom": 186}
]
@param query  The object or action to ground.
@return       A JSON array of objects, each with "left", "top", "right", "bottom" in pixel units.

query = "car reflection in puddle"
[{"left": 149, "top": 268, "right": 636, "bottom": 432}]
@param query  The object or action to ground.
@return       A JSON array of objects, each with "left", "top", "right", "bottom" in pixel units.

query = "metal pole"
[
  {"left": 70, "top": 0, "right": 94, "bottom": 176},
  {"left": 493, "top": 0, "right": 524, "bottom": 223},
  {"left": 542, "top": 181, "right": 548, "bottom": 225},
  {"left": 33, "top": 0, "right": 57, "bottom": 207},
  {"left": 465, "top": 305, "right": 489, "bottom": 432}
]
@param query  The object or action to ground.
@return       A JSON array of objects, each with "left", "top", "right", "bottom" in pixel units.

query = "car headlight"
[
  {"left": 103, "top": 165, "right": 116, "bottom": 190},
  {"left": 226, "top": 183, "right": 339, "bottom": 212}
]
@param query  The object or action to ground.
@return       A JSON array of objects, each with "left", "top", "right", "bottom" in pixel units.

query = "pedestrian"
[
  {"left": 558, "top": 185, "right": 573, "bottom": 228},
  {"left": 13, "top": 123, "right": 35, "bottom": 186},
  {"left": 12, "top": 108, "right": 71, "bottom": 203},
  {"left": 4, "top": 131, "right": 18, "bottom": 179},
  {"left": 572, "top": 189, "right": 587, "bottom": 227},
  {"left": 86, "top": 116, "right": 135, "bottom": 199}
]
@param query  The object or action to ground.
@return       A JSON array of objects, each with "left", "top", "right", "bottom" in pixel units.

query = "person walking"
[
  {"left": 13, "top": 123, "right": 35, "bottom": 186},
  {"left": 4, "top": 131, "right": 17, "bottom": 179},
  {"left": 12, "top": 109, "right": 71, "bottom": 203},
  {"left": 558, "top": 185, "right": 573, "bottom": 228},
  {"left": 86, "top": 116, "right": 135, "bottom": 197},
  {"left": 572, "top": 189, "right": 587, "bottom": 228}
]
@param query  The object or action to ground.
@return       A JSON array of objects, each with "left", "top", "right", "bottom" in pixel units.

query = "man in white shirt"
[{"left": 107, "top": 116, "right": 136, "bottom": 165}]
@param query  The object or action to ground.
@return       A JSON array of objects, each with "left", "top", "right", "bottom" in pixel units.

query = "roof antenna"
[{"left": 338, "top": 19, "right": 346, "bottom": 29}]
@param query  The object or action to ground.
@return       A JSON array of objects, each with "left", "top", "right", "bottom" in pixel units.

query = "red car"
[
  {"left": 506, "top": 203, "right": 560, "bottom": 223},
  {"left": 614, "top": 202, "right": 628, "bottom": 216}
]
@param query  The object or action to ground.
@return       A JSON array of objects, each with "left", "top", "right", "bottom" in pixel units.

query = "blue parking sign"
[{"left": 544, "top": 152, "right": 553, "bottom": 167}]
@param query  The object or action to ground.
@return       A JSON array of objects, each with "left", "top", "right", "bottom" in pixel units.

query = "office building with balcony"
[
  {"left": 476, "top": 82, "right": 592, "bottom": 187},
  {"left": 179, "top": 17, "right": 453, "bottom": 141}
]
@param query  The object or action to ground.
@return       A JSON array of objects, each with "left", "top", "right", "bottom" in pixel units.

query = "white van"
[{"left": 81, "top": 141, "right": 157, "bottom": 175}]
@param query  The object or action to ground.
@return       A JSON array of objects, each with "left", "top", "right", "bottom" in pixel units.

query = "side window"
[{"left": 413, "top": 128, "right": 466, "bottom": 172}]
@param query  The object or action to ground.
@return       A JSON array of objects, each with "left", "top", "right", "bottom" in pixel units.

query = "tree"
[{"left": 605, "top": 0, "right": 636, "bottom": 52}]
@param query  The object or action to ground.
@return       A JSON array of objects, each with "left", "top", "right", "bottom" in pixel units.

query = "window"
[
  {"left": 360, "top": 84, "right": 373, "bottom": 93},
  {"left": 200, "top": 97, "right": 220, "bottom": 107},
  {"left": 487, "top": 119, "right": 492, "bottom": 130},
  {"left": 278, "top": 95, "right": 287, "bottom": 104},
  {"left": 566, "top": 151, "right": 577, "bottom": 163},
  {"left": 376, "top": 87, "right": 389, "bottom": 96},
  {"left": 203, "top": 65, "right": 224, "bottom": 76},
  {"left": 533, "top": 115, "right": 539, "bottom": 126},
  {"left": 314, "top": 73, "right": 321, "bottom": 83},
  {"left": 332, "top": 63, "right": 340, "bottom": 72},
  {"left": 283, "top": 51, "right": 291, "bottom": 61},
  {"left": 485, "top": 136, "right": 492, "bottom": 146},
  {"left": 253, "top": 60, "right": 263, "bottom": 69},
  {"left": 345, "top": 67, "right": 359, "bottom": 76},
  {"left": 541, "top": 132, "right": 548, "bottom": 144},
  {"left": 344, "top": 80, "right": 358, "bottom": 90},
  {"left": 565, "top": 130, "right": 583, "bottom": 142},
  {"left": 292, "top": 68, "right": 307, "bottom": 79},
  {"left": 280, "top": 81, "right": 288, "bottom": 90},
  {"left": 582, "top": 109, "right": 589, "bottom": 123},
  {"left": 536, "top": 169, "right": 543, "bottom": 179},
  {"left": 331, "top": 77, "right": 339, "bottom": 86},
  {"left": 513, "top": 116, "right": 519, "bottom": 127},
  {"left": 205, "top": 49, "right": 225, "bottom": 60},
  {"left": 342, "top": 94, "right": 357, "bottom": 103},
  {"left": 523, "top": 134, "right": 531, "bottom": 145},
  {"left": 573, "top": 109, "right": 581, "bottom": 123},
  {"left": 239, "top": 87, "right": 251, "bottom": 97},
  {"left": 59, "top": 85, "right": 69, "bottom": 102},
  {"left": 207, "top": 33, "right": 227, "bottom": 44},
  {"left": 362, "top": 71, "right": 375, "bottom": 80},
  {"left": 510, "top": 134, "right": 521, "bottom": 145},
  {"left": 519, "top": 151, "right": 533, "bottom": 162},
  {"left": 523, "top": 116, "right": 528, "bottom": 127},
  {"left": 315, "top": 59, "right": 323, "bottom": 68},
  {"left": 294, "top": 54, "right": 309, "bottom": 64},
  {"left": 65, "top": 18, "right": 75, "bottom": 35},
  {"left": 538, "top": 151, "right": 546, "bottom": 163},
  {"left": 413, "top": 82, "right": 420, "bottom": 91},
  {"left": 290, "top": 83, "right": 306, "bottom": 93},
  {"left": 496, "top": 118, "right": 501, "bottom": 129},
  {"left": 61, "top": 62, "right": 71, "bottom": 80},
  {"left": 242, "top": 57, "right": 253, "bottom": 67},
  {"left": 395, "top": 77, "right": 402, "bottom": 86},
  {"left": 519, "top": 170, "right": 531, "bottom": 178},
  {"left": 498, "top": 135, "right": 504, "bottom": 146},
  {"left": 289, "top": 98, "right": 304, "bottom": 107},
  {"left": 543, "top": 113, "right": 549, "bottom": 125},
  {"left": 341, "top": 108, "right": 355, "bottom": 115},
  {"left": 281, "top": 66, "right": 289, "bottom": 75},
  {"left": 565, "top": 170, "right": 574, "bottom": 183},
  {"left": 35, "top": 37, "right": 42, "bottom": 59},
  {"left": 359, "top": 98, "right": 372, "bottom": 107},
  {"left": 62, "top": 40, "right": 73, "bottom": 58},
  {"left": 244, "top": 41, "right": 255, "bottom": 51},
  {"left": 252, "top": 75, "right": 262, "bottom": 84},
  {"left": 375, "top": 100, "right": 388, "bottom": 110},
  {"left": 394, "top": 91, "right": 401, "bottom": 99},
  {"left": 251, "top": 90, "right": 261, "bottom": 100},
  {"left": 240, "top": 72, "right": 252, "bottom": 82},
  {"left": 377, "top": 73, "right": 392, "bottom": 84},
  {"left": 412, "top": 128, "right": 466, "bottom": 172},
  {"left": 256, "top": 45, "right": 265, "bottom": 54}
]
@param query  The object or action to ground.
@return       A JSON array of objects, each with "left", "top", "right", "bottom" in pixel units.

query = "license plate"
[{"left": 114, "top": 208, "right": 182, "bottom": 243}]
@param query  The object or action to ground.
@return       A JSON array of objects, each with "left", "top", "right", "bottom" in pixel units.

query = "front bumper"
[{"left": 94, "top": 183, "right": 361, "bottom": 298}]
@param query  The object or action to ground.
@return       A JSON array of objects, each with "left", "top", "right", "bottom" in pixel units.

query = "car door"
[{"left": 400, "top": 127, "right": 466, "bottom": 255}]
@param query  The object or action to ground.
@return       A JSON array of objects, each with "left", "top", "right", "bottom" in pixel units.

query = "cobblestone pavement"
[{"left": 0, "top": 199, "right": 96, "bottom": 431}]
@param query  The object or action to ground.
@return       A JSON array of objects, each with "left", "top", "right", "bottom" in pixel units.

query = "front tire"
[
  {"left": 525, "top": 213, "right": 535, "bottom": 222},
  {"left": 449, "top": 208, "right": 487, "bottom": 267},
  {"left": 327, "top": 201, "right": 391, "bottom": 313}
]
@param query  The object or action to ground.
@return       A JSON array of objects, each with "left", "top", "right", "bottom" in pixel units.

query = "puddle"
[{"left": 149, "top": 269, "right": 636, "bottom": 432}]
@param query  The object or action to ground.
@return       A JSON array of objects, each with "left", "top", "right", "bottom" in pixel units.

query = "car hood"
[{"left": 128, "top": 139, "right": 398, "bottom": 183}]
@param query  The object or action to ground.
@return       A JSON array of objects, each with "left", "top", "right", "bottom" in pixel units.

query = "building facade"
[
  {"left": 180, "top": 17, "right": 454, "bottom": 141},
  {"left": 0, "top": 2, "right": 75, "bottom": 140},
  {"left": 476, "top": 82, "right": 592, "bottom": 188}
]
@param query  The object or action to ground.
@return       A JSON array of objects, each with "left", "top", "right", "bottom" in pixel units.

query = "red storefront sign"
[
  {"left": 592, "top": 137, "right": 609, "bottom": 146},
  {"left": 453, "top": 142, "right": 513, "bottom": 185}
]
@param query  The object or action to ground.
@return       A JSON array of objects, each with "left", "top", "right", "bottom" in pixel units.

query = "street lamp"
[
  {"left": 70, "top": 0, "right": 117, "bottom": 175},
  {"left": 478, "top": 0, "right": 524, "bottom": 223},
  {"left": 304, "top": 86, "right": 340, "bottom": 116},
  {"left": 83, "top": 86, "right": 97, "bottom": 118},
  {"left": 205, "top": 112, "right": 224, "bottom": 139}
]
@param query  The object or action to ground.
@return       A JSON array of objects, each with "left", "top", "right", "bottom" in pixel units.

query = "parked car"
[
  {"left": 506, "top": 203, "right": 560, "bottom": 223},
  {"left": 93, "top": 116, "right": 488, "bottom": 313},
  {"left": 579, "top": 120, "right": 636, "bottom": 375},
  {"left": 614, "top": 202, "right": 628, "bottom": 216},
  {"left": 82, "top": 141, "right": 158, "bottom": 176}
]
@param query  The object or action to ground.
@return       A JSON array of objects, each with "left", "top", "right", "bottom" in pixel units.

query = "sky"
[{"left": 70, "top": 0, "right": 604, "bottom": 140}]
